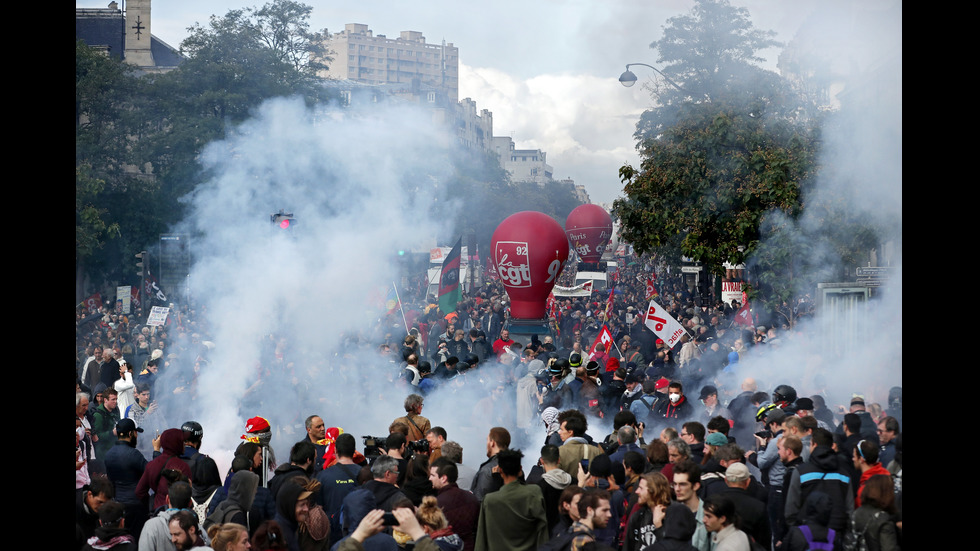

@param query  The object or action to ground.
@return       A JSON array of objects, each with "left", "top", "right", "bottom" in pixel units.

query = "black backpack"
[{"left": 538, "top": 527, "right": 577, "bottom": 551}]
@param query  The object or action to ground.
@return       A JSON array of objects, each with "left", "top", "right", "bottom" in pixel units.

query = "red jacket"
[
  {"left": 135, "top": 428, "right": 191, "bottom": 509},
  {"left": 855, "top": 463, "right": 891, "bottom": 508}
]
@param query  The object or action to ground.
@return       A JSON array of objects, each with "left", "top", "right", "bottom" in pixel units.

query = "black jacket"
[
  {"left": 785, "top": 445, "right": 854, "bottom": 533},
  {"left": 104, "top": 440, "right": 148, "bottom": 505}
]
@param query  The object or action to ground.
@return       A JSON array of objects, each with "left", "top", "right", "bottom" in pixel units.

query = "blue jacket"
[{"left": 105, "top": 440, "right": 148, "bottom": 505}]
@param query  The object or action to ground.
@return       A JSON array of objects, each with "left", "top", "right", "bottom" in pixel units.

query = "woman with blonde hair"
[
  {"left": 415, "top": 496, "right": 463, "bottom": 551},
  {"left": 207, "top": 522, "right": 251, "bottom": 551}
]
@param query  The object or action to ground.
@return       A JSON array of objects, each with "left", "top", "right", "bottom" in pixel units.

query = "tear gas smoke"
[
  {"left": 729, "top": 1, "right": 901, "bottom": 412},
  {"left": 151, "top": 97, "right": 528, "bottom": 468}
]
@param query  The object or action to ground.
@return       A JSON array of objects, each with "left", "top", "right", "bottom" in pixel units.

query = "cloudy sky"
[{"left": 78, "top": 0, "right": 896, "bottom": 204}]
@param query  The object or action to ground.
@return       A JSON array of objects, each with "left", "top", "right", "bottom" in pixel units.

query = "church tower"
[{"left": 124, "top": 0, "right": 155, "bottom": 67}]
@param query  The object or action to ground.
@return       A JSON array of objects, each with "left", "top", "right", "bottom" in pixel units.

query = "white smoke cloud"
[
  {"left": 164, "top": 97, "right": 473, "bottom": 462},
  {"left": 731, "top": 0, "right": 902, "bottom": 414}
]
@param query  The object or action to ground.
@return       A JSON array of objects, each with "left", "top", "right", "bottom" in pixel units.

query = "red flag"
[
  {"left": 733, "top": 302, "right": 754, "bottom": 327},
  {"left": 589, "top": 325, "right": 614, "bottom": 358},
  {"left": 645, "top": 278, "right": 658, "bottom": 299},
  {"left": 604, "top": 288, "right": 615, "bottom": 320},
  {"left": 81, "top": 292, "right": 102, "bottom": 312}
]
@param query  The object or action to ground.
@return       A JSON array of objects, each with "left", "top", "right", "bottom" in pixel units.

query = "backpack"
[
  {"left": 203, "top": 501, "right": 245, "bottom": 532},
  {"left": 745, "top": 532, "right": 768, "bottom": 551},
  {"left": 842, "top": 510, "right": 884, "bottom": 551},
  {"left": 538, "top": 526, "right": 576, "bottom": 551},
  {"left": 191, "top": 489, "right": 217, "bottom": 525},
  {"left": 799, "top": 525, "right": 836, "bottom": 551}
]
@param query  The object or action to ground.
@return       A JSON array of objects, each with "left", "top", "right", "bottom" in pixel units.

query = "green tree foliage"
[
  {"left": 75, "top": 3, "right": 334, "bottom": 301},
  {"left": 616, "top": 100, "right": 818, "bottom": 272},
  {"left": 614, "top": 0, "right": 824, "bottom": 319},
  {"left": 633, "top": 0, "right": 800, "bottom": 143},
  {"left": 251, "top": 0, "right": 332, "bottom": 75},
  {"left": 76, "top": 41, "right": 143, "bottom": 294},
  {"left": 616, "top": 0, "right": 883, "bottom": 324}
]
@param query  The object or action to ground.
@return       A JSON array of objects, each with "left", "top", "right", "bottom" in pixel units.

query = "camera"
[
  {"left": 362, "top": 435, "right": 388, "bottom": 458},
  {"left": 408, "top": 438, "right": 430, "bottom": 454}
]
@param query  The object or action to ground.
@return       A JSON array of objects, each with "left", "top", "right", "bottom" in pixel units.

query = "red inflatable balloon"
[
  {"left": 491, "top": 211, "right": 570, "bottom": 319},
  {"left": 564, "top": 204, "right": 613, "bottom": 264}
]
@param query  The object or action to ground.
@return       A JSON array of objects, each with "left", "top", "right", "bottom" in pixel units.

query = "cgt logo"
[{"left": 495, "top": 241, "right": 532, "bottom": 287}]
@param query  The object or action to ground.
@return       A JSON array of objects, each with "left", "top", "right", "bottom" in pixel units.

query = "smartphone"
[{"left": 382, "top": 512, "right": 398, "bottom": 526}]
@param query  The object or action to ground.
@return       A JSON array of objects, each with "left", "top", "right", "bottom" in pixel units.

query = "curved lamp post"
[{"left": 618, "top": 63, "right": 696, "bottom": 96}]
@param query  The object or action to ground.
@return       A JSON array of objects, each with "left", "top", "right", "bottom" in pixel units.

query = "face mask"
[{"left": 669, "top": 393, "right": 681, "bottom": 404}]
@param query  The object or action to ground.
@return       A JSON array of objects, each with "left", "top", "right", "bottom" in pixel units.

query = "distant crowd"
[{"left": 75, "top": 254, "right": 902, "bottom": 551}]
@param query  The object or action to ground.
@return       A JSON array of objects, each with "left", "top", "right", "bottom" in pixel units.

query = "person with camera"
[{"left": 744, "top": 406, "right": 786, "bottom": 549}]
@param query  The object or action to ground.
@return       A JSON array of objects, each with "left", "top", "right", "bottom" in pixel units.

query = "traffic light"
[
  {"left": 135, "top": 251, "right": 147, "bottom": 277},
  {"left": 271, "top": 209, "right": 297, "bottom": 229}
]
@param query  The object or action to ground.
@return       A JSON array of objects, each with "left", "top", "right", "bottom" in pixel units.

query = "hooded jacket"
[
  {"left": 785, "top": 445, "right": 853, "bottom": 533},
  {"left": 650, "top": 503, "right": 698, "bottom": 551},
  {"left": 782, "top": 491, "right": 836, "bottom": 551},
  {"left": 334, "top": 488, "right": 400, "bottom": 551},
  {"left": 276, "top": 481, "right": 307, "bottom": 551},
  {"left": 206, "top": 470, "right": 259, "bottom": 529},
  {"left": 135, "top": 428, "right": 192, "bottom": 509}
]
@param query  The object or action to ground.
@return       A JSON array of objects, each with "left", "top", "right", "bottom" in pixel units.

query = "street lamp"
[{"left": 618, "top": 63, "right": 694, "bottom": 96}]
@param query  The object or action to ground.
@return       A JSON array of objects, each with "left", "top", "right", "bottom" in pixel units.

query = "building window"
[{"left": 427, "top": 92, "right": 435, "bottom": 102}]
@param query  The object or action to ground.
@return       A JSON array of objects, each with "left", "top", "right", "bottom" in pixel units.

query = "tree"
[
  {"left": 76, "top": 41, "right": 140, "bottom": 297},
  {"left": 615, "top": 0, "right": 882, "bottom": 325},
  {"left": 75, "top": 3, "right": 336, "bottom": 301},
  {"left": 251, "top": 0, "right": 332, "bottom": 75},
  {"left": 633, "top": 0, "right": 795, "bottom": 143},
  {"left": 615, "top": 99, "right": 818, "bottom": 273}
]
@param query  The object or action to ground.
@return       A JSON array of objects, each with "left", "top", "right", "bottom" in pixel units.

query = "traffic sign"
[{"left": 856, "top": 266, "right": 891, "bottom": 277}]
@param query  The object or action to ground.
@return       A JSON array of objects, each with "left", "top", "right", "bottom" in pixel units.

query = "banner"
[
  {"left": 720, "top": 280, "right": 743, "bottom": 305},
  {"left": 438, "top": 236, "right": 462, "bottom": 314},
  {"left": 643, "top": 298, "right": 686, "bottom": 348},
  {"left": 553, "top": 280, "right": 593, "bottom": 297},
  {"left": 589, "top": 324, "right": 614, "bottom": 359},
  {"left": 115, "top": 286, "right": 132, "bottom": 314},
  {"left": 147, "top": 306, "right": 170, "bottom": 327}
]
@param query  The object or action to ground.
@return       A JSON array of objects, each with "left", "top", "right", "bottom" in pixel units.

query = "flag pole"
[{"left": 392, "top": 281, "right": 409, "bottom": 337}]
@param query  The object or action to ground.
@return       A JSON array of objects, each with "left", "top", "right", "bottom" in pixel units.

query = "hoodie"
[
  {"left": 651, "top": 503, "right": 698, "bottom": 551},
  {"left": 135, "top": 428, "right": 191, "bottom": 509},
  {"left": 207, "top": 470, "right": 259, "bottom": 529}
]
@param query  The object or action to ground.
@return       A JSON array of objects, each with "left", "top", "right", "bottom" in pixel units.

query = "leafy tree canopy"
[{"left": 615, "top": 99, "right": 818, "bottom": 273}]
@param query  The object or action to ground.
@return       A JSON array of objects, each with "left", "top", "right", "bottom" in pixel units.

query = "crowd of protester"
[{"left": 75, "top": 253, "right": 902, "bottom": 551}]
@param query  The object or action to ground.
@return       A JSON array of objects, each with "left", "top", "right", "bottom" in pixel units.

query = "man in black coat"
[
  {"left": 76, "top": 478, "right": 115, "bottom": 550},
  {"left": 719, "top": 462, "right": 772, "bottom": 548},
  {"left": 104, "top": 419, "right": 149, "bottom": 540}
]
